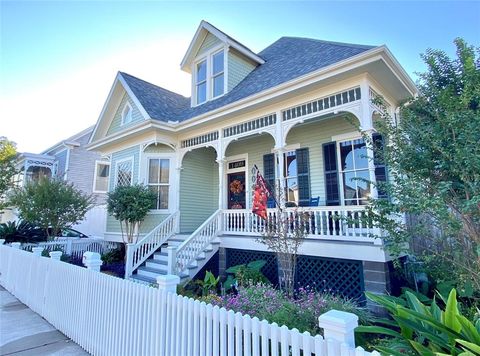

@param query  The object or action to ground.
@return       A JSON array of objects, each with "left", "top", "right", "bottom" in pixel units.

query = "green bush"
[
  {"left": 101, "top": 246, "right": 125, "bottom": 264},
  {"left": 224, "top": 260, "right": 269, "bottom": 290},
  {"left": 356, "top": 289, "right": 480, "bottom": 355}
]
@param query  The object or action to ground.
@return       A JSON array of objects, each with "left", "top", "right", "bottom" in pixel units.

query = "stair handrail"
[
  {"left": 125, "top": 211, "right": 179, "bottom": 279},
  {"left": 173, "top": 209, "right": 221, "bottom": 274}
]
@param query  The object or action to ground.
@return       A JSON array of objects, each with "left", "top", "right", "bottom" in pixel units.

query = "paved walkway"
[{"left": 0, "top": 285, "right": 88, "bottom": 355}]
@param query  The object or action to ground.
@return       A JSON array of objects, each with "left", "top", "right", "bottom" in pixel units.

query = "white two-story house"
[{"left": 87, "top": 21, "right": 417, "bottom": 304}]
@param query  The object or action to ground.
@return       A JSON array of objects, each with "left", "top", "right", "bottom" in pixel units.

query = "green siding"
[
  {"left": 180, "top": 148, "right": 218, "bottom": 233},
  {"left": 286, "top": 116, "right": 358, "bottom": 205},
  {"left": 106, "top": 93, "right": 144, "bottom": 136},
  {"left": 106, "top": 213, "right": 168, "bottom": 234},
  {"left": 198, "top": 33, "right": 222, "bottom": 55},
  {"left": 228, "top": 51, "right": 256, "bottom": 91}
]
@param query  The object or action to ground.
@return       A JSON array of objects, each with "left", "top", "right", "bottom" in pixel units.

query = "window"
[
  {"left": 194, "top": 49, "right": 225, "bottom": 105},
  {"left": 212, "top": 51, "right": 224, "bottom": 98},
  {"left": 93, "top": 161, "right": 110, "bottom": 192},
  {"left": 339, "top": 138, "right": 370, "bottom": 205},
  {"left": 196, "top": 60, "right": 207, "bottom": 104},
  {"left": 115, "top": 158, "right": 133, "bottom": 187},
  {"left": 147, "top": 158, "right": 170, "bottom": 210},
  {"left": 121, "top": 103, "right": 132, "bottom": 125},
  {"left": 284, "top": 151, "right": 298, "bottom": 204}
]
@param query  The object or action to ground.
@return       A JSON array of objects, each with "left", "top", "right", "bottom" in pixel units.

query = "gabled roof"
[
  {"left": 122, "top": 37, "right": 376, "bottom": 123},
  {"left": 41, "top": 125, "right": 95, "bottom": 154},
  {"left": 180, "top": 20, "right": 264, "bottom": 72}
]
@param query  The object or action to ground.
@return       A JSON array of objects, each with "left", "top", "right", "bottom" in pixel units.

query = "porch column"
[
  {"left": 274, "top": 147, "right": 286, "bottom": 208},
  {"left": 217, "top": 158, "right": 226, "bottom": 210}
]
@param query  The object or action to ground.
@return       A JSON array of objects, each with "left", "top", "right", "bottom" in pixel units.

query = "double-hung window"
[
  {"left": 93, "top": 161, "right": 110, "bottom": 192},
  {"left": 147, "top": 158, "right": 170, "bottom": 210},
  {"left": 339, "top": 138, "right": 370, "bottom": 205},
  {"left": 212, "top": 50, "right": 224, "bottom": 98},
  {"left": 115, "top": 158, "right": 133, "bottom": 187},
  {"left": 284, "top": 151, "right": 298, "bottom": 204},
  {"left": 196, "top": 61, "right": 207, "bottom": 105}
]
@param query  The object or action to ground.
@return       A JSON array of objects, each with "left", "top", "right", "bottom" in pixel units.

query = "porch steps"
[{"left": 130, "top": 234, "right": 220, "bottom": 285}]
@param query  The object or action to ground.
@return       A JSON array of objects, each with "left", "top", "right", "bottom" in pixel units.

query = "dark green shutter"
[
  {"left": 263, "top": 153, "right": 276, "bottom": 207},
  {"left": 296, "top": 148, "right": 310, "bottom": 207},
  {"left": 323, "top": 142, "right": 340, "bottom": 206}
]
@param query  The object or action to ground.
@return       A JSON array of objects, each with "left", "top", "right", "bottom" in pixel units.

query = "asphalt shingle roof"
[{"left": 121, "top": 37, "right": 376, "bottom": 123}]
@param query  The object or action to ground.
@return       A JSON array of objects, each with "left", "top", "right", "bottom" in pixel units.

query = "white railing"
[
  {"left": 222, "top": 206, "right": 379, "bottom": 243},
  {"left": 173, "top": 209, "right": 221, "bottom": 275},
  {"left": 125, "top": 211, "right": 179, "bottom": 279},
  {"left": 19, "top": 239, "right": 119, "bottom": 259},
  {"left": 0, "top": 245, "right": 379, "bottom": 356}
]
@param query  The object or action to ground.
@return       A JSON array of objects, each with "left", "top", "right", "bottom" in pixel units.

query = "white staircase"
[{"left": 128, "top": 210, "right": 222, "bottom": 285}]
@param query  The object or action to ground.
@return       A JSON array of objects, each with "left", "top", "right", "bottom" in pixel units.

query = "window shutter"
[
  {"left": 323, "top": 142, "right": 340, "bottom": 206},
  {"left": 263, "top": 153, "right": 276, "bottom": 206},
  {"left": 296, "top": 148, "right": 310, "bottom": 207}
]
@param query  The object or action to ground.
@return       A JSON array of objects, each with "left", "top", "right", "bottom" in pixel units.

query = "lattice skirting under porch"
[{"left": 223, "top": 248, "right": 365, "bottom": 302}]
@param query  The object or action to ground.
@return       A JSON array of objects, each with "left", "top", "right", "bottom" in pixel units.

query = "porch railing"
[
  {"left": 125, "top": 211, "right": 179, "bottom": 279},
  {"left": 172, "top": 209, "right": 221, "bottom": 275},
  {"left": 221, "top": 206, "right": 380, "bottom": 243}
]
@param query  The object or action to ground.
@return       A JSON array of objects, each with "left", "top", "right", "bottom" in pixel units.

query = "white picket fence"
[
  {"left": 0, "top": 245, "right": 379, "bottom": 356},
  {"left": 19, "top": 238, "right": 119, "bottom": 259}
]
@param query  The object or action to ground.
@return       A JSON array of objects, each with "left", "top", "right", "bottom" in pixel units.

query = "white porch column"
[
  {"left": 217, "top": 158, "right": 226, "bottom": 210},
  {"left": 274, "top": 110, "right": 286, "bottom": 207},
  {"left": 365, "top": 129, "right": 379, "bottom": 200}
]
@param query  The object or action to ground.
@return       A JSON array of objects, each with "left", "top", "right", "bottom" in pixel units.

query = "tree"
[
  {"left": 257, "top": 186, "right": 307, "bottom": 296},
  {"left": 0, "top": 137, "right": 18, "bottom": 209},
  {"left": 106, "top": 184, "right": 156, "bottom": 244},
  {"left": 9, "top": 177, "right": 94, "bottom": 239},
  {"left": 365, "top": 38, "right": 480, "bottom": 294}
]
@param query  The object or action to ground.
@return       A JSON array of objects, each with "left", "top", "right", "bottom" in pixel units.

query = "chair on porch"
[{"left": 309, "top": 196, "right": 320, "bottom": 206}]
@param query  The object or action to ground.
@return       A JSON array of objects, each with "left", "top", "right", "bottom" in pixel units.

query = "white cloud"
[{"left": 0, "top": 36, "right": 191, "bottom": 153}]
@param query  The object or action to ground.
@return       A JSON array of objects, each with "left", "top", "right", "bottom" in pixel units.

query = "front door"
[{"left": 227, "top": 172, "right": 246, "bottom": 209}]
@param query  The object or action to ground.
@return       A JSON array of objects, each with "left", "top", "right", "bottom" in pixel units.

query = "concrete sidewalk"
[{"left": 0, "top": 285, "right": 88, "bottom": 355}]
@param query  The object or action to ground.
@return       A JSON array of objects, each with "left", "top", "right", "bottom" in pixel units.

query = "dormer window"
[
  {"left": 196, "top": 60, "right": 207, "bottom": 104},
  {"left": 194, "top": 49, "right": 225, "bottom": 105},
  {"left": 212, "top": 50, "right": 224, "bottom": 98},
  {"left": 121, "top": 103, "right": 132, "bottom": 125}
]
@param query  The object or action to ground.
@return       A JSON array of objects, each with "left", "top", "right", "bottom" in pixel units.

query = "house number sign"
[{"left": 228, "top": 160, "right": 246, "bottom": 170}]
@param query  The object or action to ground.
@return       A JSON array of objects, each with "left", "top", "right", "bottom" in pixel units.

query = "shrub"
[
  {"left": 101, "top": 246, "right": 125, "bottom": 264},
  {"left": 356, "top": 289, "right": 480, "bottom": 355},
  {"left": 224, "top": 260, "right": 269, "bottom": 290}
]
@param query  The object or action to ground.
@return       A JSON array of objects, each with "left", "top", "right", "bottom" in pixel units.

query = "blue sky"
[{"left": 1, "top": 1, "right": 479, "bottom": 152}]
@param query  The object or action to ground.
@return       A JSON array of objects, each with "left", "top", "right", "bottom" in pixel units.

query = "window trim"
[
  {"left": 92, "top": 160, "right": 111, "bottom": 193},
  {"left": 121, "top": 102, "right": 133, "bottom": 126},
  {"left": 142, "top": 153, "right": 175, "bottom": 213},
  {"left": 114, "top": 156, "right": 134, "bottom": 188},
  {"left": 192, "top": 44, "right": 228, "bottom": 106},
  {"left": 211, "top": 49, "right": 225, "bottom": 99}
]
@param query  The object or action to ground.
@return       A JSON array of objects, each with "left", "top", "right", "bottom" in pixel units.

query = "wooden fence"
[{"left": 0, "top": 244, "right": 379, "bottom": 356}]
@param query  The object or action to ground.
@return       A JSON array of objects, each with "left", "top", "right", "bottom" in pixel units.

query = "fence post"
[
  {"left": 318, "top": 310, "right": 358, "bottom": 349},
  {"left": 32, "top": 247, "right": 44, "bottom": 256},
  {"left": 49, "top": 251, "right": 63, "bottom": 261},
  {"left": 125, "top": 243, "right": 134, "bottom": 279},
  {"left": 11, "top": 242, "right": 21, "bottom": 249},
  {"left": 167, "top": 246, "right": 176, "bottom": 275},
  {"left": 66, "top": 239, "right": 73, "bottom": 255},
  {"left": 82, "top": 251, "right": 103, "bottom": 271},
  {"left": 156, "top": 275, "right": 180, "bottom": 294}
]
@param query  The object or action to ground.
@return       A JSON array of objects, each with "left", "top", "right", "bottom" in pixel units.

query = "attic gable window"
[{"left": 121, "top": 103, "right": 133, "bottom": 125}]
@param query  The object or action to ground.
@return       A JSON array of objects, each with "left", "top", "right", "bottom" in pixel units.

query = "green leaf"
[
  {"left": 456, "top": 339, "right": 480, "bottom": 355},
  {"left": 246, "top": 260, "right": 266, "bottom": 271},
  {"left": 225, "top": 264, "right": 244, "bottom": 274},
  {"left": 444, "top": 289, "right": 462, "bottom": 333},
  {"left": 409, "top": 340, "right": 436, "bottom": 355},
  {"left": 355, "top": 325, "right": 404, "bottom": 338},
  {"left": 457, "top": 315, "right": 480, "bottom": 345}
]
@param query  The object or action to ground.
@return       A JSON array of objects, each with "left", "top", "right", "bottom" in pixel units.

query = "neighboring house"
[
  {"left": 88, "top": 21, "right": 417, "bottom": 304},
  {"left": 3, "top": 126, "right": 109, "bottom": 237}
]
